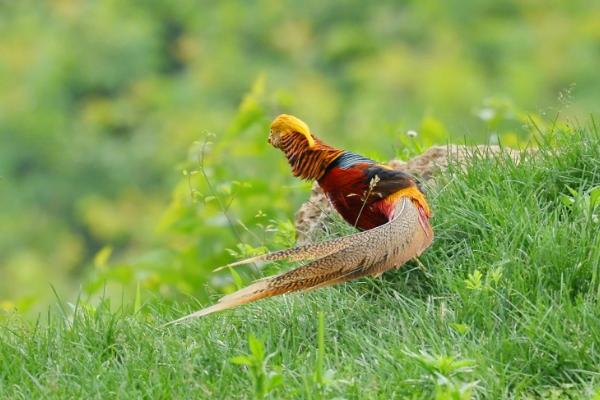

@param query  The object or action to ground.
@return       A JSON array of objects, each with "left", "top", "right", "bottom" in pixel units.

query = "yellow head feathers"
[
  {"left": 268, "top": 114, "right": 343, "bottom": 180},
  {"left": 269, "top": 114, "right": 316, "bottom": 148}
]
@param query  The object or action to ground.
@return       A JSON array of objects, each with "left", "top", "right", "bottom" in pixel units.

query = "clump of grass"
[
  {"left": 1, "top": 126, "right": 599, "bottom": 399},
  {"left": 229, "top": 334, "right": 282, "bottom": 399}
]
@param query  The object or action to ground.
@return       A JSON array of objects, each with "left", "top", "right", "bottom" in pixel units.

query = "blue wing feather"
[{"left": 330, "top": 151, "right": 375, "bottom": 169}]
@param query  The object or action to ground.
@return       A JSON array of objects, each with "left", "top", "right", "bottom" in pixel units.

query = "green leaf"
[
  {"left": 589, "top": 186, "right": 600, "bottom": 207},
  {"left": 566, "top": 185, "right": 579, "bottom": 197},
  {"left": 248, "top": 335, "right": 265, "bottom": 360},
  {"left": 559, "top": 194, "right": 575, "bottom": 207},
  {"left": 464, "top": 270, "right": 483, "bottom": 290},
  {"left": 450, "top": 323, "right": 471, "bottom": 335},
  {"left": 267, "top": 372, "right": 283, "bottom": 390},
  {"left": 230, "top": 356, "right": 252, "bottom": 366}
]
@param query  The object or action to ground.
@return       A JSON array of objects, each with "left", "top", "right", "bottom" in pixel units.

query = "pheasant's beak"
[{"left": 268, "top": 131, "right": 282, "bottom": 148}]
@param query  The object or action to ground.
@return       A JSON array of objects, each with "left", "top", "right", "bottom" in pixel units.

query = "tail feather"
[
  {"left": 167, "top": 197, "right": 433, "bottom": 325},
  {"left": 213, "top": 229, "right": 365, "bottom": 272},
  {"left": 164, "top": 280, "right": 272, "bottom": 325},
  {"left": 168, "top": 257, "right": 359, "bottom": 325}
]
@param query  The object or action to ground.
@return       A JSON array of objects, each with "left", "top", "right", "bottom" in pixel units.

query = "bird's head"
[
  {"left": 267, "top": 114, "right": 343, "bottom": 180},
  {"left": 269, "top": 114, "right": 316, "bottom": 149}
]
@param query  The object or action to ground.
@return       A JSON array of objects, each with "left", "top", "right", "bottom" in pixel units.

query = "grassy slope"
[{"left": 1, "top": 127, "right": 600, "bottom": 399}]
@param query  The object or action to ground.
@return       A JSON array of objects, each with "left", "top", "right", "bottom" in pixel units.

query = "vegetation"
[
  {"left": 2, "top": 1, "right": 600, "bottom": 311},
  {"left": 2, "top": 126, "right": 599, "bottom": 398},
  {"left": 1, "top": 2, "right": 599, "bottom": 397}
]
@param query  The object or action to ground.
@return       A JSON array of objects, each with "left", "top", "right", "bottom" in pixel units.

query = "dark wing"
[
  {"left": 326, "top": 152, "right": 421, "bottom": 201},
  {"left": 363, "top": 164, "right": 420, "bottom": 199}
]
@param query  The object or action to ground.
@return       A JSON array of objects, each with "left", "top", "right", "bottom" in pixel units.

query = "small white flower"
[
  {"left": 406, "top": 130, "right": 418, "bottom": 138},
  {"left": 478, "top": 108, "right": 495, "bottom": 121}
]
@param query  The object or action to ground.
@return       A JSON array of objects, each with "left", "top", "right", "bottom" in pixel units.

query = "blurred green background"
[{"left": 1, "top": 0, "right": 599, "bottom": 313}]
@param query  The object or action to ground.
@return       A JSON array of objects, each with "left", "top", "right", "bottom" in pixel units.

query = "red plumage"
[
  {"left": 318, "top": 164, "right": 393, "bottom": 230},
  {"left": 268, "top": 114, "right": 431, "bottom": 233}
]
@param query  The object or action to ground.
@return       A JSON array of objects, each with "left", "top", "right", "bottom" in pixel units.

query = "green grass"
[{"left": 2, "top": 127, "right": 600, "bottom": 399}]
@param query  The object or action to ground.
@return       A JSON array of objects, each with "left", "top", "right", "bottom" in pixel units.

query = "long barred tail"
[
  {"left": 165, "top": 197, "right": 433, "bottom": 325},
  {"left": 166, "top": 255, "right": 374, "bottom": 325},
  {"left": 167, "top": 264, "right": 342, "bottom": 325},
  {"left": 213, "top": 228, "right": 372, "bottom": 272}
]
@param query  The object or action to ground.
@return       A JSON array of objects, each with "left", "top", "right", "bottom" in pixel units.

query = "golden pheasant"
[
  {"left": 268, "top": 114, "right": 431, "bottom": 231},
  {"left": 168, "top": 115, "right": 433, "bottom": 324}
]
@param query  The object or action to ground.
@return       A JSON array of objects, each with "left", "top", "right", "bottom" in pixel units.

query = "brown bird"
[{"left": 167, "top": 115, "right": 433, "bottom": 324}]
